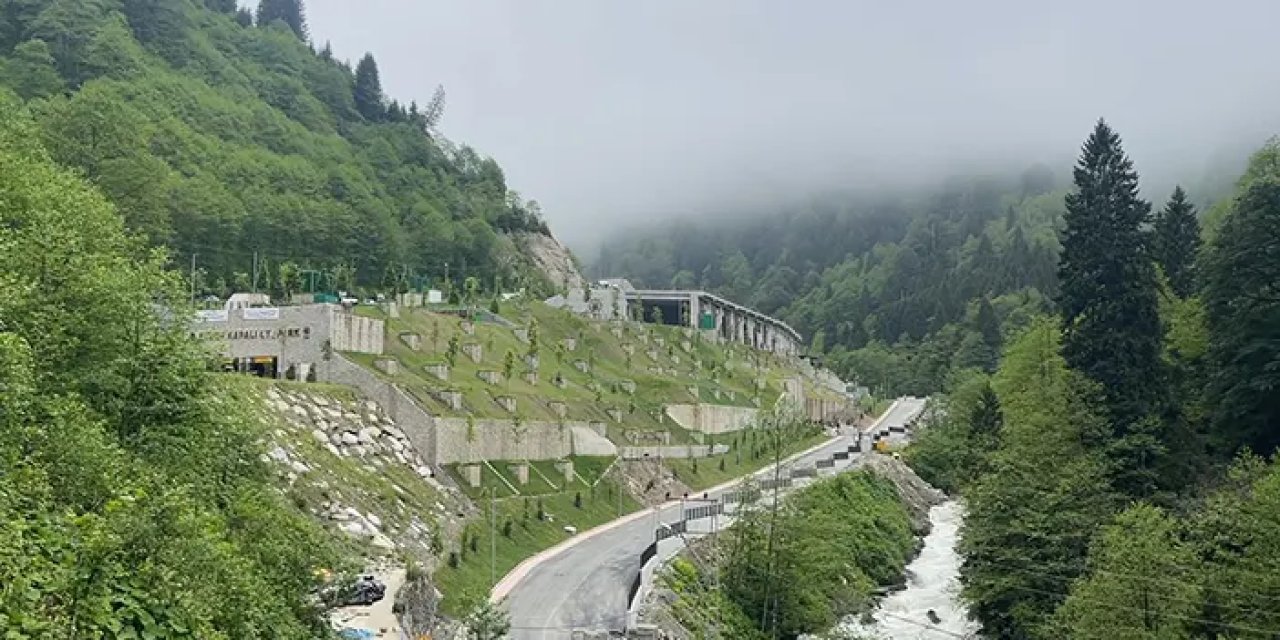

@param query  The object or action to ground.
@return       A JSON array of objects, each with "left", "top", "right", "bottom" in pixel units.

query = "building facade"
[{"left": 191, "top": 303, "right": 384, "bottom": 381}]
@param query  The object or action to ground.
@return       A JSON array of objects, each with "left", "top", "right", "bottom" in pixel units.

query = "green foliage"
[
  {"left": 714, "top": 472, "right": 916, "bottom": 638},
  {"left": 353, "top": 52, "right": 384, "bottom": 121},
  {"left": 255, "top": 0, "right": 306, "bottom": 39},
  {"left": 959, "top": 319, "right": 1118, "bottom": 639},
  {"left": 1152, "top": 186, "right": 1202, "bottom": 298},
  {"left": 464, "top": 599, "right": 511, "bottom": 639},
  {"left": 447, "top": 334, "right": 461, "bottom": 367},
  {"left": 0, "top": 100, "right": 345, "bottom": 638},
  {"left": 1057, "top": 120, "right": 1167, "bottom": 497},
  {"left": 903, "top": 371, "right": 999, "bottom": 493},
  {"left": 597, "top": 170, "right": 1063, "bottom": 395},
  {"left": 0, "top": 0, "right": 552, "bottom": 299},
  {"left": 1203, "top": 178, "right": 1280, "bottom": 454},
  {"left": 1049, "top": 504, "right": 1199, "bottom": 639},
  {"left": 0, "top": 38, "right": 63, "bottom": 99}
]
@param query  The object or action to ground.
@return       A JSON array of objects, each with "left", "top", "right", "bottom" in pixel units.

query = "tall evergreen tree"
[
  {"left": 1057, "top": 120, "right": 1165, "bottom": 497},
  {"left": 256, "top": 0, "right": 306, "bottom": 40},
  {"left": 1203, "top": 180, "right": 1280, "bottom": 454},
  {"left": 1152, "top": 186, "right": 1202, "bottom": 298},
  {"left": 975, "top": 297, "right": 1001, "bottom": 356},
  {"left": 204, "top": 0, "right": 238, "bottom": 13},
  {"left": 353, "top": 52, "right": 385, "bottom": 121}
]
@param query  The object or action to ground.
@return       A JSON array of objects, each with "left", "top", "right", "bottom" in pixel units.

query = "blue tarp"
[{"left": 337, "top": 629, "right": 375, "bottom": 640}]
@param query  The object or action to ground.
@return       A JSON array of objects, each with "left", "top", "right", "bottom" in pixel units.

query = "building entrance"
[{"left": 246, "top": 355, "right": 278, "bottom": 378}]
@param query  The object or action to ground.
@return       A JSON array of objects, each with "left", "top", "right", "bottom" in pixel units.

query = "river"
[{"left": 837, "top": 500, "right": 979, "bottom": 639}]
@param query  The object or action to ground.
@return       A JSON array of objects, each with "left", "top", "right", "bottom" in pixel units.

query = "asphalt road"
[{"left": 501, "top": 397, "right": 927, "bottom": 639}]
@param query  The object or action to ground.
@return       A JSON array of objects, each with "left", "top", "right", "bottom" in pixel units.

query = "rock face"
[
  {"left": 260, "top": 387, "right": 469, "bottom": 556},
  {"left": 861, "top": 454, "right": 947, "bottom": 534},
  {"left": 515, "top": 231, "right": 586, "bottom": 291},
  {"left": 397, "top": 574, "right": 464, "bottom": 640}
]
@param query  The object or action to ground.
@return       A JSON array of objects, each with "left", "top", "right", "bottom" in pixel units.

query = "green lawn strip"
[
  {"left": 433, "top": 480, "right": 640, "bottom": 615},
  {"left": 568, "top": 455, "right": 617, "bottom": 485},
  {"left": 445, "top": 463, "right": 519, "bottom": 500},
  {"left": 665, "top": 429, "right": 829, "bottom": 493}
]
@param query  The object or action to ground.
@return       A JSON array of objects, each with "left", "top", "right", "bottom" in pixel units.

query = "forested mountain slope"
[
  {"left": 901, "top": 127, "right": 1280, "bottom": 639},
  {"left": 593, "top": 153, "right": 1241, "bottom": 398},
  {"left": 594, "top": 167, "right": 1067, "bottom": 393},
  {"left": 0, "top": 89, "right": 349, "bottom": 639},
  {"left": 0, "top": 0, "right": 562, "bottom": 295}
]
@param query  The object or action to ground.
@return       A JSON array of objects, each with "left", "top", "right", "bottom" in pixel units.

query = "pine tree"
[
  {"left": 1203, "top": 180, "right": 1280, "bottom": 453},
  {"left": 975, "top": 297, "right": 1001, "bottom": 358},
  {"left": 1152, "top": 186, "right": 1201, "bottom": 298},
  {"left": 234, "top": 7, "right": 253, "bottom": 27},
  {"left": 1057, "top": 119, "right": 1165, "bottom": 497},
  {"left": 256, "top": 0, "right": 306, "bottom": 40},
  {"left": 204, "top": 0, "right": 238, "bottom": 13},
  {"left": 353, "top": 53, "right": 385, "bottom": 121}
]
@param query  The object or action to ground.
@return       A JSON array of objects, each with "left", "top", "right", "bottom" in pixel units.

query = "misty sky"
[{"left": 303, "top": 0, "right": 1280, "bottom": 249}]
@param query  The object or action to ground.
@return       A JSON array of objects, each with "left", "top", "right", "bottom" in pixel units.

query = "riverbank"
[
  {"left": 641, "top": 455, "right": 945, "bottom": 639},
  {"left": 834, "top": 500, "right": 978, "bottom": 639}
]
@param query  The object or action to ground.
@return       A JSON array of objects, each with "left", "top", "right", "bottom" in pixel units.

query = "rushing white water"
[{"left": 839, "top": 501, "right": 979, "bottom": 639}]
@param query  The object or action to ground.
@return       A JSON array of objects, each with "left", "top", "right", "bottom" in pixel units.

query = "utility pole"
[
  {"left": 190, "top": 253, "right": 197, "bottom": 305},
  {"left": 251, "top": 251, "right": 259, "bottom": 294},
  {"left": 489, "top": 488, "right": 497, "bottom": 589}
]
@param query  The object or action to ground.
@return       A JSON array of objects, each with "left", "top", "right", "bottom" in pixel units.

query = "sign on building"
[{"left": 242, "top": 307, "right": 281, "bottom": 321}]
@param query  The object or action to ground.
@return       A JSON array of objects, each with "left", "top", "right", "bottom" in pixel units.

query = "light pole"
[{"left": 488, "top": 488, "right": 496, "bottom": 589}]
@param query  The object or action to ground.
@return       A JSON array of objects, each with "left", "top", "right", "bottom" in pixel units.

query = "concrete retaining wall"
[
  {"left": 571, "top": 426, "right": 619, "bottom": 456},
  {"left": 434, "top": 418, "right": 570, "bottom": 463},
  {"left": 330, "top": 312, "right": 384, "bottom": 353},
  {"left": 433, "top": 419, "right": 622, "bottom": 464},
  {"left": 324, "top": 353, "right": 437, "bottom": 465},
  {"left": 805, "top": 397, "right": 852, "bottom": 423},
  {"left": 619, "top": 444, "right": 730, "bottom": 460},
  {"left": 663, "top": 403, "right": 759, "bottom": 434}
]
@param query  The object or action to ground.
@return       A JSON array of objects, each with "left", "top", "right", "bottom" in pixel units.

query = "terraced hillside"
[{"left": 347, "top": 299, "right": 848, "bottom": 448}]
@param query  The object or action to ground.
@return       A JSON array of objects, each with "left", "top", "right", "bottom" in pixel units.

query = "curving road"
[{"left": 496, "top": 397, "right": 926, "bottom": 639}]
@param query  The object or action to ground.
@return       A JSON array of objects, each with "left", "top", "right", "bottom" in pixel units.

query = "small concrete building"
[{"left": 191, "top": 302, "right": 384, "bottom": 381}]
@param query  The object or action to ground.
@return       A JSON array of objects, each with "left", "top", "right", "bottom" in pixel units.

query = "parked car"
[{"left": 342, "top": 575, "right": 386, "bottom": 606}]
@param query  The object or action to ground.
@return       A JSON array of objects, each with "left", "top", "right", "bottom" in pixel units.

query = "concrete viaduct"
[{"left": 625, "top": 288, "right": 802, "bottom": 356}]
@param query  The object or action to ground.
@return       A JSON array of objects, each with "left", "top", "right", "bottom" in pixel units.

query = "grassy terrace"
[
  {"left": 443, "top": 455, "right": 618, "bottom": 500},
  {"left": 347, "top": 300, "right": 810, "bottom": 439}
]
